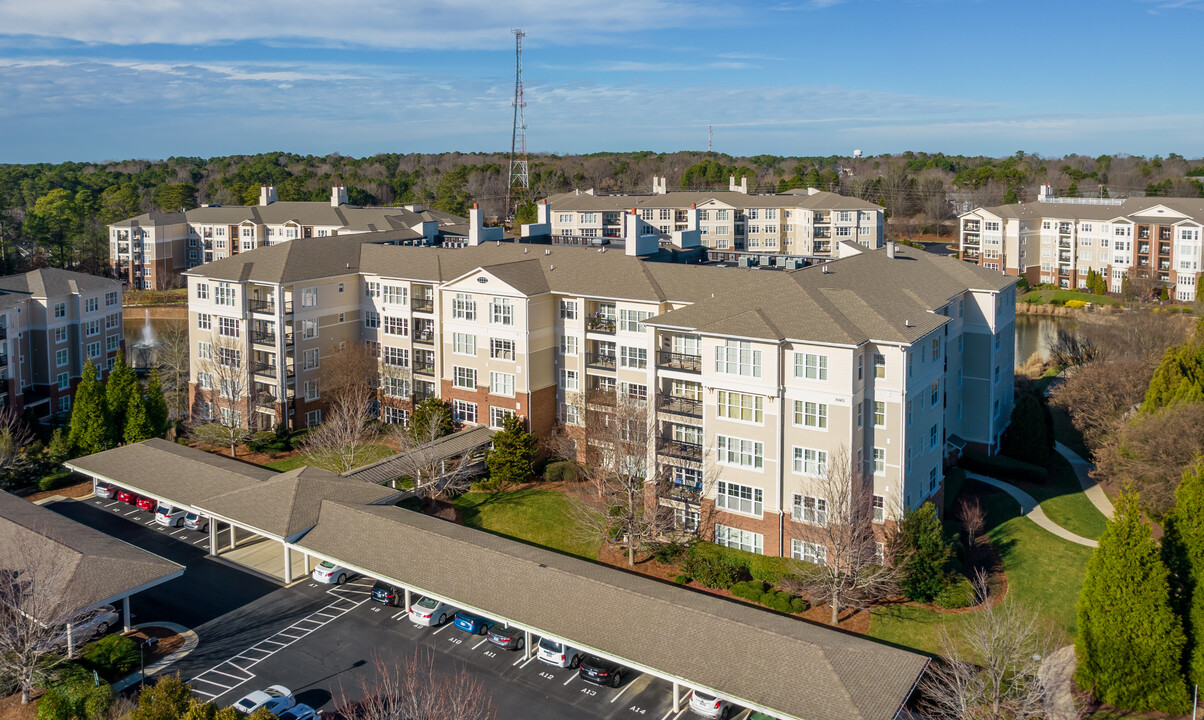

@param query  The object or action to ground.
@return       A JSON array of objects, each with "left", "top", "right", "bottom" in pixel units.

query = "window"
[
  {"left": 793, "top": 400, "right": 828, "bottom": 429},
  {"left": 382, "top": 346, "right": 409, "bottom": 367},
  {"left": 84, "top": 297, "right": 98, "bottom": 313},
  {"left": 675, "top": 508, "right": 700, "bottom": 533},
  {"left": 453, "top": 366, "right": 477, "bottom": 390},
  {"left": 85, "top": 341, "right": 100, "bottom": 359},
  {"left": 216, "top": 346, "right": 240, "bottom": 368},
  {"left": 383, "top": 406, "right": 409, "bottom": 425},
  {"left": 197, "top": 313, "right": 211, "bottom": 331},
  {"left": 218, "top": 317, "right": 239, "bottom": 338},
  {"left": 857, "top": 354, "right": 863, "bottom": 381},
  {"left": 560, "top": 369, "right": 579, "bottom": 391},
  {"left": 716, "top": 436, "right": 764, "bottom": 470},
  {"left": 792, "top": 447, "right": 827, "bottom": 476},
  {"left": 453, "top": 333, "right": 476, "bottom": 356},
  {"left": 301, "top": 288, "right": 318, "bottom": 308},
  {"left": 383, "top": 285, "right": 407, "bottom": 305},
  {"left": 793, "top": 494, "right": 828, "bottom": 525},
  {"left": 452, "top": 400, "right": 478, "bottom": 424},
  {"left": 716, "top": 525, "right": 762, "bottom": 554},
  {"left": 873, "top": 447, "right": 885, "bottom": 474},
  {"left": 619, "top": 346, "right": 647, "bottom": 369},
  {"left": 560, "top": 335, "right": 578, "bottom": 356},
  {"left": 490, "top": 371, "right": 515, "bottom": 397},
  {"left": 931, "top": 338, "right": 940, "bottom": 360},
  {"left": 620, "top": 382, "right": 647, "bottom": 404},
  {"left": 906, "top": 400, "right": 912, "bottom": 426},
  {"left": 715, "top": 340, "right": 761, "bottom": 377},
  {"left": 489, "top": 406, "right": 517, "bottom": 428},
  {"left": 84, "top": 320, "right": 100, "bottom": 337},
  {"left": 304, "top": 380, "right": 320, "bottom": 401},
  {"left": 197, "top": 371, "right": 212, "bottom": 390},
  {"left": 106, "top": 335, "right": 119, "bottom": 352},
  {"left": 794, "top": 353, "right": 828, "bottom": 380},
  {"left": 930, "top": 380, "right": 940, "bottom": 406},
  {"left": 561, "top": 403, "right": 580, "bottom": 425},
  {"left": 105, "top": 290, "right": 118, "bottom": 306},
  {"left": 874, "top": 354, "right": 886, "bottom": 378},
  {"left": 54, "top": 327, "right": 66, "bottom": 343},
  {"left": 214, "top": 284, "right": 235, "bottom": 307},
  {"left": 791, "top": 540, "right": 826, "bottom": 566},
  {"left": 54, "top": 303, "right": 66, "bottom": 319},
  {"left": 365, "top": 281, "right": 381, "bottom": 298},
  {"left": 305, "top": 410, "right": 321, "bottom": 426},
  {"left": 55, "top": 348, "right": 68, "bottom": 366},
  {"left": 382, "top": 376, "right": 410, "bottom": 398},
  {"left": 717, "top": 391, "right": 763, "bottom": 423},
  {"left": 716, "top": 481, "right": 763, "bottom": 515},
  {"left": 304, "top": 348, "right": 319, "bottom": 370},
  {"left": 873, "top": 401, "right": 886, "bottom": 427},
  {"left": 364, "top": 311, "right": 379, "bottom": 329},
  {"left": 930, "top": 424, "right": 939, "bottom": 450},
  {"left": 929, "top": 466, "right": 938, "bottom": 491},
  {"left": 857, "top": 402, "right": 863, "bottom": 428},
  {"left": 490, "top": 298, "right": 514, "bottom": 326},
  {"left": 491, "top": 338, "right": 514, "bottom": 361},
  {"left": 873, "top": 495, "right": 885, "bottom": 523},
  {"left": 106, "top": 313, "right": 119, "bottom": 329},
  {"left": 383, "top": 316, "right": 408, "bottom": 336},
  {"left": 560, "top": 300, "right": 578, "bottom": 320},
  {"left": 619, "top": 309, "right": 652, "bottom": 333}
]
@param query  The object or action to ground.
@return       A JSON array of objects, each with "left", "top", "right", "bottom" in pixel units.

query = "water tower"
[{"left": 853, "top": 149, "right": 863, "bottom": 159}]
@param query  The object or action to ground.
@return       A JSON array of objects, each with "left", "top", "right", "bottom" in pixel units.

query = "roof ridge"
[{"left": 638, "top": 261, "right": 667, "bottom": 302}]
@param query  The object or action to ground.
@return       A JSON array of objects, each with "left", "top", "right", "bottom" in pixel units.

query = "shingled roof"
[{"left": 0, "top": 268, "right": 119, "bottom": 299}]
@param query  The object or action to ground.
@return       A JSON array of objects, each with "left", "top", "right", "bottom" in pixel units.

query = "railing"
[
  {"left": 585, "top": 352, "right": 617, "bottom": 370},
  {"left": 663, "top": 480, "right": 703, "bottom": 502},
  {"left": 413, "top": 360, "right": 436, "bottom": 376},
  {"left": 657, "top": 438, "right": 703, "bottom": 462},
  {"left": 657, "top": 394, "right": 702, "bottom": 418},
  {"left": 655, "top": 351, "right": 701, "bottom": 373},
  {"left": 248, "top": 299, "right": 293, "bottom": 314},
  {"left": 551, "top": 235, "right": 610, "bottom": 247},
  {"left": 412, "top": 298, "right": 434, "bottom": 313},
  {"left": 586, "top": 317, "right": 616, "bottom": 334},
  {"left": 586, "top": 389, "right": 617, "bottom": 407},
  {"left": 414, "top": 332, "right": 435, "bottom": 345},
  {"left": 253, "top": 393, "right": 279, "bottom": 411},
  {"left": 814, "top": 228, "right": 831, "bottom": 238},
  {"left": 963, "top": 221, "right": 981, "bottom": 232},
  {"left": 251, "top": 332, "right": 276, "bottom": 346},
  {"left": 252, "top": 362, "right": 294, "bottom": 379}
]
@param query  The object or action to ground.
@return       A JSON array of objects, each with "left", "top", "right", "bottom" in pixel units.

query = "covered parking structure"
[
  {"left": 0, "top": 490, "right": 184, "bottom": 657},
  {"left": 65, "top": 439, "right": 400, "bottom": 583},
  {"left": 294, "top": 500, "right": 929, "bottom": 720},
  {"left": 340, "top": 426, "right": 494, "bottom": 488}
]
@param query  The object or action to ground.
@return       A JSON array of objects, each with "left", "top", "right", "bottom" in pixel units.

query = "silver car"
[
  {"left": 46, "top": 605, "right": 119, "bottom": 649},
  {"left": 94, "top": 482, "right": 117, "bottom": 499},
  {"left": 184, "top": 513, "right": 209, "bottom": 532},
  {"left": 408, "top": 596, "right": 457, "bottom": 627},
  {"left": 537, "top": 637, "right": 582, "bottom": 668},
  {"left": 232, "top": 685, "right": 295, "bottom": 715},
  {"left": 689, "top": 690, "right": 732, "bottom": 719}
]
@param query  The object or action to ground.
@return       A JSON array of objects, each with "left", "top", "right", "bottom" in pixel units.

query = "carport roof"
[
  {"left": 0, "top": 491, "right": 184, "bottom": 618},
  {"left": 339, "top": 426, "right": 494, "bottom": 485},
  {"left": 296, "top": 501, "right": 928, "bottom": 720}
]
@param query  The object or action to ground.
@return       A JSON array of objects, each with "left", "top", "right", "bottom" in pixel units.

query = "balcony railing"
[
  {"left": 655, "top": 351, "right": 701, "bottom": 373},
  {"left": 412, "top": 298, "right": 434, "bottom": 313},
  {"left": 414, "top": 331, "right": 435, "bottom": 345},
  {"left": 0, "top": 353, "right": 8, "bottom": 367},
  {"left": 585, "top": 352, "right": 616, "bottom": 370},
  {"left": 963, "top": 221, "right": 981, "bottom": 232},
  {"left": 657, "top": 394, "right": 702, "bottom": 418},
  {"left": 251, "top": 331, "right": 276, "bottom": 346},
  {"left": 248, "top": 299, "right": 293, "bottom": 314},
  {"left": 586, "top": 317, "right": 616, "bottom": 334},
  {"left": 658, "top": 437, "right": 703, "bottom": 462},
  {"left": 413, "top": 360, "right": 436, "bottom": 376},
  {"left": 252, "top": 362, "right": 294, "bottom": 379},
  {"left": 663, "top": 480, "right": 703, "bottom": 502},
  {"left": 586, "top": 389, "right": 617, "bottom": 407}
]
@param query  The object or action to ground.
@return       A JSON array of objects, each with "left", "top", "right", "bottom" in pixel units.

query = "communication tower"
[{"left": 506, "top": 29, "right": 529, "bottom": 215}]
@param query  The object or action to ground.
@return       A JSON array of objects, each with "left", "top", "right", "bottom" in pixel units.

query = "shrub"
[
  {"left": 247, "top": 431, "right": 277, "bottom": 453},
  {"left": 80, "top": 634, "right": 140, "bottom": 680},
  {"left": 36, "top": 665, "right": 113, "bottom": 720},
  {"left": 934, "top": 578, "right": 976, "bottom": 609},
  {"left": 961, "top": 449, "right": 1050, "bottom": 483},
  {"left": 1065, "top": 299, "right": 1087, "bottom": 309},
  {"left": 672, "top": 574, "right": 691, "bottom": 585},
  {"left": 37, "top": 469, "right": 72, "bottom": 492},
  {"left": 543, "top": 460, "right": 579, "bottom": 483},
  {"left": 652, "top": 542, "right": 685, "bottom": 564},
  {"left": 687, "top": 542, "right": 794, "bottom": 585},
  {"left": 1049, "top": 297, "right": 1065, "bottom": 307},
  {"left": 680, "top": 555, "right": 742, "bottom": 589},
  {"left": 729, "top": 580, "right": 767, "bottom": 601},
  {"left": 899, "top": 502, "right": 955, "bottom": 602},
  {"left": 789, "top": 597, "right": 809, "bottom": 613}
]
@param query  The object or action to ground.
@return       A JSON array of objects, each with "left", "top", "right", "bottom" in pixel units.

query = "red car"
[
  {"left": 116, "top": 490, "right": 136, "bottom": 505},
  {"left": 136, "top": 496, "right": 156, "bottom": 511}
]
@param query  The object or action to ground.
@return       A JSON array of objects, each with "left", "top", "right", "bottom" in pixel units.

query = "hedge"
[
  {"left": 934, "top": 578, "right": 976, "bottom": 609},
  {"left": 688, "top": 542, "right": 797, "bottom": 585},
  {"left": 37, "top": 469, "right": 74, "bottom": 492},
  {"left": 679, "top": 554, "right": 742, "bottom": 589},
  {"left": 730, "top": 580, "right": 809, "bottom": 614},
  {"left": 960, "top": 449, "right": 1050, "bottom": 484},
  {"left": 79, "top": 634, "right": 140, "bottom": 681},
  {"left": 543, "top": 460, "right": 579, "bottom": 482}
]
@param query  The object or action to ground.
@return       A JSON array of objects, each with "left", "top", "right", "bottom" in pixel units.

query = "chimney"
[
  {"left": 537, "top": 198, "right": 549, "bottom": 225},
  {"left": 729, "top": 175, "right": 738, "bottom": 192},
  {"left": 331, "top": 185, "right": 349, "bottom": 207},
  {"left": 887, "top": 241, "right": 896, "bottom": 259},
  {"left": 739, "top": 176, "right": 748, "bottom": 194},
  {"left": 468, "top": 203, "right": 483, "bottom": 246},
  {"left": 1038, "top": 183, "right": 1053, "bottom": 202},
  {"left": 259, "top": 186, "right": 277, "bottom": 206}
]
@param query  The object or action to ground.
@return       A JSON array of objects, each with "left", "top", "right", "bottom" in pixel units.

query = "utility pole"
[
  {"left": 707, "top": 125, "right": 712, "bottom": 153},
  {"left": 506, "top": 29, "right": 529, "bottom": 219}
]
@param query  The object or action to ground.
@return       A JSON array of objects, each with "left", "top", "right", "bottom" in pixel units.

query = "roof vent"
[
  {"left": 346, "top": 263, "right": 350, "bottom": 269},
  {"left": 496, "top": 240, "right": 501, "bottom": 246},
  {"left": 549, "top": 265, "right": 555, "bottom": 271},
  {"left": 523, "top": 248, "right": 529, "bottom": 254},
  {"left": 544, "top": 249, "right": 551, "bottom": 255},
  {"left": 905, "top": 319, "right": 912, "bottom": 327},
  {"left": 822, "top": 265, "right": 830, "bottom": 274}
]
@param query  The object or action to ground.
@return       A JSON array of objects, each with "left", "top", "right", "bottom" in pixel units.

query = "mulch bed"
[
  {"left": 124, "top": 626, "right": 185, "bottom": 664},
  {"left": 0, "top": 693, "right": 40, "bottom": 720},
  {"left": 23, "top": 481, "right": 95, "bottom": 503}
]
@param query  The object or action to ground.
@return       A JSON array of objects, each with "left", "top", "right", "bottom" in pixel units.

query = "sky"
[{"left": 0, "top": 0, "right": 1201, "bottom": 163}]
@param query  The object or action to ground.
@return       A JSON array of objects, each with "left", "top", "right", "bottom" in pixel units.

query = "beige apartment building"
[
  {"left": 959, "top": 184, "right": 1204, "bottom": 300},
  {"left": 185, "top": 216, "right": 1014, "bottom": 559},
  {"left": 0, "top": 269, "right": 124, "bottom": 419},
  {"left": 546, "top": 176, "right": 885, "bottom": 257},
  {"left": 108, "top": 186, "right": 468, "bottom": 290}
]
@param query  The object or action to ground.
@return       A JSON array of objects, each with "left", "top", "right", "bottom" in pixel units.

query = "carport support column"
[
  {"left": 208, "top": 520, "right": 218, "bottom": 556},
  {"left": 122, "top": 597, "right": 131, "bottom": 632},
  {"left": 66, "top": 624, "right": 74, "bottom": 659},
  {"left": 524, "top": 630, "right": 532, "bottom": 660},
  {"left": 229, "top": 523, "right": 236, "bottom": 551},
  {"left": 283, "top": 544, "right": 292, "bottom": 584},
  {"left": 673, "top": 682, "right": 681, "bottom": 712},
  {"left": 303, "top": 553, "right": 310, "bottom": 573},
  {"left": 404, "top": 588, "right": 412, "bottom": 612}
]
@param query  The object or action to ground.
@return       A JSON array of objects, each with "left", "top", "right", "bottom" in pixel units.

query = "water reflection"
[{"left": 1015, "top": 313, "right": 1075, "bottom": 362}]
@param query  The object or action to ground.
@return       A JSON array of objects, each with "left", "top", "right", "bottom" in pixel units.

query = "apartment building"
[
  {"left": 185, "top": 215, "right": 1014, "bottom": 557},
  {"left": 0, "top": 269, "right": 124, "bottom": 419},
  {"left": 108, "top": 186, "right": 468, "bottom": 290},
  {"left": 546, "top": 176, "right": 885, "bottom": 257},
  {"left": 959, "top": 184, "right": 1204, "bottom": 300}
]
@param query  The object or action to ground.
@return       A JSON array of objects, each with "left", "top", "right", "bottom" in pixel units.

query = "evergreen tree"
[
  {"left": 67, "top": 360, "right": 112, "bottom": 455},
  {"left": 898, "top": 502, "right": 952, "bottom": 601},
  {"left": 1163, "top": 462, "right": 1204, "bottom": 688},
  {"left": 409, "top": 397, "right": 453, "bottom": 442},
  {"left": 1001, "top": 392, "right": 1054, "bottom": 465},
  {"left": 1075, "top": 493, "right": 1190, "bottom": 712},
  {"left": 122, "top": 391, "right": 154, "bottom": 444},
  {"left": 1002, "top": 187, "right": 1019, "bottom": 204},
  {"left": 484, "top": 415, "right": 536, "bottom": 491},
  {"left": 105, "top": 350, "right": 138, "bottom": 439},
  {"left": 143, "top": 369, "right": 170, "bottom": 437},
  {"left": 1140, "top": 330, "right": 1204, "bottom": 413},
  {"left": 1121, "top": 274, "right": 1134, "bottom": 303}
]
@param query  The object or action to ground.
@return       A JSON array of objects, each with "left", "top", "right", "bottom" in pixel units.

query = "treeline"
[{"left": 2, "top": 150, "right": 1203, "bottom": 277}]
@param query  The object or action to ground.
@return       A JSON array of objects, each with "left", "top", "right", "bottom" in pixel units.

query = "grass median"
[{"left": 452, "top": 488, "right": 601, "bottom": 560}]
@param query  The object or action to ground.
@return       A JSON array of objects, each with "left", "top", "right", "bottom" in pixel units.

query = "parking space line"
[
  {"left": 732, "top": 710, "right": 752, "bottom": 720},
  {"left": 391, "top": 610, "right": 407, "bottom": 620},
  {"left": 562, "top": 674, "right": 575, "bottom": 686},
  {"left": 431, "top": 622, "right": 452, "bottom": 636},
  {"left": 190, "top": 677, "right": 235, "bottom": 689},
  {"left": 472, "top": 638, "right": 489, "bottom": 649},
  {"left": 609, "top": 679, "right": 637, "bottom": 703},
  {"left": 124, "top": 510, "right": 139, "bottom": 515},
  {"left": 193, "top": 537, "right": 209, "bottom": 545},
  {"left": 520, "top": 655, "right": 538, "bottom": 668},
  {"left": 258, "top": 639, "right": 286, "bottom": 647},
  {"left": 204, "top": 669, "right": 250, "bottom": 681}
]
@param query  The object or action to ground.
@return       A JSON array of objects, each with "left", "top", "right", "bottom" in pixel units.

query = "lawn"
[
  {"left": 1028, "top": 453, "right": 1108, "bottom": 540},
  {"left": 262, "top": 443, "right": 396, "bottom": 472},
  {"left": 452, "top": 488, "right": 601, "bottom": 560},
  {"left": 1020, "top": 289, "right": 1119, "bottom": 307},
  {"left": 869, "top": 479, "right": 1094, "bottom": 654},
  {"left": 1050, "top": 404, "right": 1093, "bottom": 463}
]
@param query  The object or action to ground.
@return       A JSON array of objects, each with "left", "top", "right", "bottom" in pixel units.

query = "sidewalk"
[
  {"left": 1054, "top": 442, "right": 1114, "bottom": 519},
  {"left": 965, "top": 472, "right": 1098, "bottom": 548}
]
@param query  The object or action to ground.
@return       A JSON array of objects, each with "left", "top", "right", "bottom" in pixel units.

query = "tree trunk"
[
  {"left": 830, "top": 592, "right": 840, "bottom": 626},
  {"left": 628, "top": 542, "right": 635, "bottom": 567}
]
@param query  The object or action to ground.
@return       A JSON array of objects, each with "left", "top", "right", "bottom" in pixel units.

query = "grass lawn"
[
  {"left": 1020, "top": 289, "right": 1119, "bottom": 307},
  {"left": 262, "top": 443, "right": 395, "bottom": 472},
  {"left": 869, "top": 478, "right": 1094, "bottom": 654},
  {"left": 452, "top": 488, "right": 601, "bottom": 560},
  {"left": 1028, "top": 454, "right": 1107, "bottom": 540},
  {"left": 1050, "top": 404, "right": 1093, "bottom": 462}
]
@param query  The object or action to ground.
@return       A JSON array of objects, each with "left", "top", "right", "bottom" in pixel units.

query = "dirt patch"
[
  {"left": 0, "top": 693, "right": 40, "bottom": 720},
  {"left": 124, "top": 626, "right": 185, "bottom": 664},
  {"left": 422, "top": 498, "right": 464, "bottom": 524},
  {"left": 24, "top": 481, "right": 95, "bottom": 503}
]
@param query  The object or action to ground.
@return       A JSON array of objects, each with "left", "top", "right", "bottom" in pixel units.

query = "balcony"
[
  {"left": 658, "top": 437, "right": 703, "bottom": 462},
  {"left": 586, "top": 388, "right": 617, "bottom": 407},
  {"left": 963, "top": 220, "right": 981, "bottom": 232},
  {"left": 252, "top": 362, "right": 294, "bottom": 379},
  {"left": 663, "top": 479, "right": 703, "bottom": 502},
  {"left": 585, "top": 352, "right": 616, "bottom": 371},
  {"left": 657, "top": 393, "right": 702, "bottom": 418},
  {"left": 251, "top": 331, "right": 277, "bottom": 347},
  {"left": 1059, "top": 253, "right": 1071, "bottom": 263},
  {"left": 1058, "top": 266, "right": 1070, "bottom": 277},
  {"left": 814, "top": 241, "right": 831, "bottom": 254},
  {"left": 813, "top": 213, "right": 830, "bottom": 224},
  {"left": 248, "top": 299, "right": 293, "bottom": 315},
  {"left": 962, "top": 233, "right": 980, "bottom": 246},
  {"left": 655, "top": 351, "right": 701, "bottom": 373},
  {"left": 414, "top": 320, "right": 436, "bottom": 345},
  {"left": 1058, "top": 239, "right": 1071, "bottom": 249},
  {"left": 0, "top": 353, "right": 7, "bottom": 367},
  {"left": 586, "top": 316, "right": 616, "bottom": 334},
  {"left": 413, "top": 359, "right": 436, "bottom": 376},
  {"left": 814, "top": 228, "right": 832, "bottom": 239},
  {"left": 412, "top": 297, "right": 435, "bottom": 313},
  {"left": 253, "top": 392, "right": 279, "bottom": 412}
]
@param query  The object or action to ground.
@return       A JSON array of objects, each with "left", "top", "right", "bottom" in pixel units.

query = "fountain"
[{"left": 131, "top": 308, "right": 161, "bottom": 370}]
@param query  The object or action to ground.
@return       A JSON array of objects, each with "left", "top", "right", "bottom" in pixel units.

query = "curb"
[{"left": 112, "top": 622, "right": 198, "bottom": 692}]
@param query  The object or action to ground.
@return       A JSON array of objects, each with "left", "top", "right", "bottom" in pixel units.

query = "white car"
[
  {"left": 689, "top": 690, "right": 732, "bottom": 719},
  {"left": 311, "top": 561, "right": 352, "bottom": 585},
  {"left": 231, "top": 685, "right": 295, "bottom": 716},
  {"left": 408, "top": 596, "right": 457, "bottom": 627},
  {"left": 537, "top": 637, "right": 582, "bottom": 668},
  {"left": 94, "top": 482, "right": 117, "bottom": 499},
  {"left": 155, "top": 504, "right": 187, "bottom": 527},
  {"left": 279, "top": 704, "right": 320, "bottom": 720}
]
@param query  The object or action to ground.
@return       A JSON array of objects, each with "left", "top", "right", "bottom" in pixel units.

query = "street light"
[{"left": 139, "top": 637, "right": 159, "bottom": 688}]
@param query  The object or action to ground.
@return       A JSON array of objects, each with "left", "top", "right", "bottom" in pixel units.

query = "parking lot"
[{"left": 47, "top": 495, "right": 747, "bottom": 720}]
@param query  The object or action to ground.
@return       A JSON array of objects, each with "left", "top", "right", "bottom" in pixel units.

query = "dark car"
[
  {"left": 452, "top": 611, "right": 492, "bottom": 635},
  {"left": 486, "top": 624, "right": 525, "bottom": 651},
  {"left": 578, "top": 655, "right": 623, "bottom": 687},
  {"left": 371, "top": 580, "right": 401, "bottom": 606}
]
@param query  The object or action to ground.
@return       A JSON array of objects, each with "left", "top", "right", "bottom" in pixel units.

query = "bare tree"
[
  {"left": 155, "top": 320, "right": 191, "bottom": 422},
  {"left": 0, "top": 405, "right": 35, "bottom": 480},
  {"left": 302, "top": 344, "right": 381, "bottom": 474},
  {"left": 956, "top": 497, "right": 985, "bottom": 563},
  {"left": 191, "top": 335, "right": 252, "bottom": 457},
  {"left": 388, "top": 402, "right": 480, "bottom": 499},
  {"left": 0, "top": 528, "right": 90, "bottom": 703},
  {"left": 1094, "top": 401, "right": 1204, "bottom": 515},
  {"left": 787, "top": 447, "right": 902, "bottom": 626},
  {"left": 337, "top": 651, "right": 495, "bottom": 720},
  {"left": 919, "top": 572, "right": 1061, "bottom": 720}
]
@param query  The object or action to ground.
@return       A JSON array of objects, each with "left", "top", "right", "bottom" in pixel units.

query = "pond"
[
  {"left": 1015, "top": 313, "right": 1075, "bottom": 362},
  {"left": 122, "top": 307, "right": 187, "bottom": 369}
]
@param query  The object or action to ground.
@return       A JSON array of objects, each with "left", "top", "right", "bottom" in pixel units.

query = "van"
[{"left": 536, "top": 637, "right": 581, "bottom": 668}]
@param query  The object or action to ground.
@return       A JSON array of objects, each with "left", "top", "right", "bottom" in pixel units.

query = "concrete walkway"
[
  {"left": 1038, "top": 645, "right": 1080, "bottom": 720},
  {"left": 1054, "top": 442, "right": 1114, "bottom": 519},
  {"left": 965, "top": 472, "right": 1098, "bottom": 548}
]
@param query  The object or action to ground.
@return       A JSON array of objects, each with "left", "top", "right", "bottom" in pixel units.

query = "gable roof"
[
  {"left": 0, "top": 268, "right": 119, "bottom": 299},
  {"left": 545, "top": 189, "right": 882, "bottom": 213}
]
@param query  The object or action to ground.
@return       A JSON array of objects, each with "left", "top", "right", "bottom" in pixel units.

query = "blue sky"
[{"left": 0, "top": 0, "right": 1201, "bottom": 163}]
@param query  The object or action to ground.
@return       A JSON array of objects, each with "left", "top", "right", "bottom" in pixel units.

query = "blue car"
[{"left": 452, "top": 611, "right": 493, "bottom": 635}]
